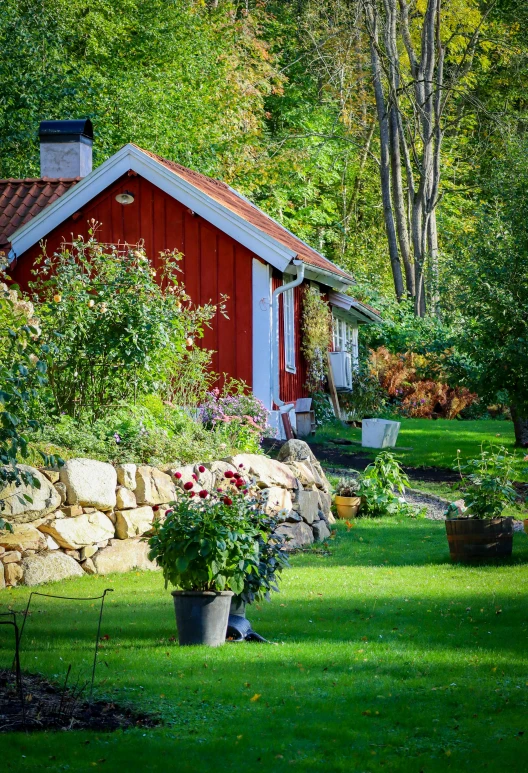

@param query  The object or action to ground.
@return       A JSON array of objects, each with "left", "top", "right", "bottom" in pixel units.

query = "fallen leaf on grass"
[{"left": 250, "top": 694, "right": 261, "bottom": 702}]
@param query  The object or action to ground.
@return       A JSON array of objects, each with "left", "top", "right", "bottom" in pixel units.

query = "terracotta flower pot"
[{"left": 334, "top": 495, "right": 361, "bottom": 520}]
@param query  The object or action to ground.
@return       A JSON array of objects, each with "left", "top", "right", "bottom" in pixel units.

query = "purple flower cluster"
[{"left": 198, "top": 388, "right": 270, "bottom": 438}]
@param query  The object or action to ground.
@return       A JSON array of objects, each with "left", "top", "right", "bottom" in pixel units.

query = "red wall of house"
[
  {"left": 272, "top": 272, "right": 309, "bottom": 404},
  {"left": 11, "top": 173, "right": 253, "bottom": 387}
]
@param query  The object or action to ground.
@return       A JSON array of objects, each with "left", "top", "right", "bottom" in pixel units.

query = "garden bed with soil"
[{"left": 0, "top": 669, "right": 160, "bottom": 732}]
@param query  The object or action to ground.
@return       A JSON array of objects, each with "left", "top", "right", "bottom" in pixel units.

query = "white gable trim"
[
  {"left": 9, "top": 144, "right": 295, "bottom": 272},
  {"left": 252, "top": 259, "right": 272, "bottom": 409},
  {"left": 328, "top": 290, "right": 382, "bottom": 323}
]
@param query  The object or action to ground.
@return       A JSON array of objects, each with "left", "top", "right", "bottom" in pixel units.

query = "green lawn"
[
  {"left": 2, "top": 520, "right": 528, "bottom": 772},
  {"left": 313, "top": 418, "right": 518, "bottom": 470}
]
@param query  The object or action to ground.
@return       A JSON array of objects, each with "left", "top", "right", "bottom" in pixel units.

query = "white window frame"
[
  {"left": 332, "top": 315, "right": 359, "bottom": 371},
  {"left": 283, "top": 285, "right": 296, "bottom": 373}
]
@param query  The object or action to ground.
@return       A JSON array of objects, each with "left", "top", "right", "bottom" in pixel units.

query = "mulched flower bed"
[{"left": 0, "top": 669, "right": 160, "bottom": 732}]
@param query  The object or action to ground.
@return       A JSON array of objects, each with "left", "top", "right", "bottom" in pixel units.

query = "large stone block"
[
  {"left": 135, "top": 466, "right": 176, "bottom": 505},
  {"left": 260, "top": 486, "right": 293, "bottom": 517},
  {"left": 4, "top": 562, "right": 24, "bottom": 586},
  {"left": 275, "top": 521, "right": 314, "bottom": 550},
  {"left": 115, "top": 506, "right": 155, "bottom": 539},
  {"left": 0, "top": 465, "right": 61, "bottom": 523},
  {"left": 277, "top": 440, "right": 330, "bottom": 493},
  {"left": 93, "top": 539, "right": 158, "bottom": 575},
  {"left": 313, "top": 520, "right": 331, "bottom": 542},
  {"left": 205, "top": 461, "right": 237, "bottom": 487},
  {"left": 0, "top": 524, "right": 47, "bottom": 552},
  {"left": 116, "top": 487, "right": 137, "bottom": 510},
  {"left": 294, "top": 490, "right": 319, "bottom": 525},
  {"left": 39, "top": 511, "right": 115, "bottom": 550},
  {"left": 316, "top": 489, "right": 332, "bottom": 517},
  {"left": 225, "top": 454, "right": 297, "bottom": 490},
  {"left": 59, "top": 458, "right": 117, "bottom": 510},
  {"left": 21, "top": 553, "right": 84, "bottom": 586},
  {"left": 116, "top": 463, "right": 137, "bottom": 491}
]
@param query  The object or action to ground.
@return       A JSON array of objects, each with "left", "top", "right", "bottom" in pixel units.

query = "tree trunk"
[
  {"left": 511, "top": 404, "right": 528, "bottom": 448},
  {"left": 427, "top": 212, "right": 440, "bottom": 315},
  {"left": 369, "top": 35, "right": 405, "bottom": 300}
]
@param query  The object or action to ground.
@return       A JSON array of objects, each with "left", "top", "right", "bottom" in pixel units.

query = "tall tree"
[{"left": 362, "top": 0, "right": 487, "bottom": 315}]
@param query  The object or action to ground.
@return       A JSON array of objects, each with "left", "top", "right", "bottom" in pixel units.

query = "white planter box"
[{"left": 362, "top": 419, "right": 400, "bottom": 449}]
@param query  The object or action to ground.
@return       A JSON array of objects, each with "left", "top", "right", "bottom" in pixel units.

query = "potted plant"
[
  {"left": 334, "top": 477, "right": 361, "bottom": 519},
  {"left": 148, "top": 478, "right": 263, "bottom": 646},
  {"left": 445, "top": 447, "right": 519, "bottom": 562},
  {"left": 355, "top": 452, "right": 419, "bottom": 518}
]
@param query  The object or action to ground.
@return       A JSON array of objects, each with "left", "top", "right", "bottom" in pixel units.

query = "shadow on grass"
[
  {"left": 293, "top": 521, "right": 528, "bottom": 569},
  {"left": 4, "top": 586, "right": 526, "bottom": 665}
]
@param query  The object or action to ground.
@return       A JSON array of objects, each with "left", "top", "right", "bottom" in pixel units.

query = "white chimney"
[{"left": 39, "top": 119, "right": 93, "bottom": 178}]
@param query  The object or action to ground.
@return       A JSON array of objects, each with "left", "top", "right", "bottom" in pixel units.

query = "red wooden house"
[{"left": 0, "top": 120, "right": 381, "bottom": 434}]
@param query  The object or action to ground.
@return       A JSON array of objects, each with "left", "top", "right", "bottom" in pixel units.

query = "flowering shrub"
[
  {"left": 30, "top": 228, "right": 219, "bottom": 418},
  {"left": 370, "top": 347, "right": 477, "bottom": 419},
  {"left": 198, "top": 385, "right": 271, "bottom": 449},
  {"left": 148, "top": 466, "right": 288, "bottom": 597}
]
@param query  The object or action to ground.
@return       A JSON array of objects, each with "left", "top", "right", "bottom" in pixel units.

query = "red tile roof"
[
  {"left": 134, "top": 146, "right": 353, "bottom": 282},
  {"left": 1, "top": 150, "right": 353, "bottom": 283},
  {"left": 0, "top": 177, "right": 80, "bottom": 249}
]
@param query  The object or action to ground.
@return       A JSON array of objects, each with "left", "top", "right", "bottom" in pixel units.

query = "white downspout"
[{"left": 271, "top": 259, "right": 305, "bottom": 409}]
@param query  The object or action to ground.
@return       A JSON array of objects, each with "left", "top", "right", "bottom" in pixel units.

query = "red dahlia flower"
[
  {"left": 174, "top": 472, "right": 182, "bottom": 479},
  {"left": 199, "top": 490, "right": 208, "bottom": 499},
  {"left": 198, "top": 465, "right": 206, "bottom": 473},
  {"left": 224, "top": 471, "right": 234, "bottom": 479},
  {"left": 184, "top": 481, "right": 194, "bottom": 490},
  {"left": 223, "top": 497, "right": 233, "bottom": 506}
]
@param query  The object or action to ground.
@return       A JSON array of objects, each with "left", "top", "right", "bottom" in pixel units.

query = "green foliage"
[
  {"left": 0, "top": 278, "right": 61, "bottom": 513},
  {"left": 34, "top": 395, "right": 260, "bottom": 466},
  {"left": 448, "top": 140, "right": 528, "bottom": 422},
  {"left": 148, "top": 489, "right": 261, "bottom": 594},
  {"left": 335, "top": 477, "right": 358, "bottom": 498},
  {"left": 238, "top": 510, "right": 289, "bottom": 606},
  {"left": 29, "top": 233, "right": 217, "bottom": 418},
  {"left": 338, "top": 362, "right": 386, "bottom": 421},
  {"left": 311, "top": 391, "right": 336, "bottom": 427},
  {"left": 357, "top": 452, "right": 422, "bottom": 518},
  {"left": 0, "top": 0, "right": 281, "bottom": 179},
  {"left": 300, "top": 281, "right": 332, "bottom": 394},
  {"left": 454, "top": 446, "right": 520, "bottom": 520}
]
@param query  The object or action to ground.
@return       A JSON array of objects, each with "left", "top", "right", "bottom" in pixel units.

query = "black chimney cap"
[{"left": 39, "top": 119, "right": 93, "bottom": 145}]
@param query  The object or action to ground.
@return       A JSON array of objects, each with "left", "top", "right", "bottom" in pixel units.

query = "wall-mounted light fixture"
[{"left": 115, "top": 191, "right": 135, "bottom": 205}]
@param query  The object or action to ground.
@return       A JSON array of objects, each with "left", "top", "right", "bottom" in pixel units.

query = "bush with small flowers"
[{"left": 30, "top": 230, "right": 218, "bottom": 419}]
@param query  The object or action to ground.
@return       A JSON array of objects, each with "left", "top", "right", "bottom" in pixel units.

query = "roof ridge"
[{"left": 0, "top": 177, "right": 81, "bottom": 184}]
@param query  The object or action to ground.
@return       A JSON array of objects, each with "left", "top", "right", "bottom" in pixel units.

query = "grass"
[
  {"left": 2, "top": 520, "right": 528, "bottom": 772},
  {"left": 312, "top": 418, "right": 519, "bottom": 470}
]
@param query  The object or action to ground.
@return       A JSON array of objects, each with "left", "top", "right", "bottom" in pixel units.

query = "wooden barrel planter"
[{"left": 445, "top": 517, "right": 513, "bottom": 562}]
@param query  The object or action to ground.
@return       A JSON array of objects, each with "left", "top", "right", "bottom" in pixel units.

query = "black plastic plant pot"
[{"left": 171, "top": 590, "right": 233, "bottom": 646}]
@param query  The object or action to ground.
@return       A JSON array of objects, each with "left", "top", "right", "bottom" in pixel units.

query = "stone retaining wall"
[{"left": 0, "top": 440, "right": 334, "bottom": 588}]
